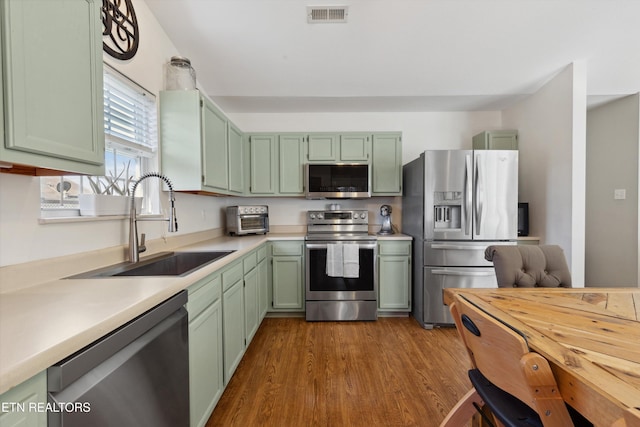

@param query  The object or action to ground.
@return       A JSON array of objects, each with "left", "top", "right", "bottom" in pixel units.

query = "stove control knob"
[
  {"left": 318, "top": 213, "right": 324, "bottom": 219},
  {"left": 360, "top": 213, "right": 367, "bottom": 219},
  {"left": 310, "top": 213, "right": 316, "bottom": 220}
]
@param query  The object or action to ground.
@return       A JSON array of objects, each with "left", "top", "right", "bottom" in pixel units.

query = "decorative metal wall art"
[{"left": 102, "top": 0, "right": 139, "bottom": 60}]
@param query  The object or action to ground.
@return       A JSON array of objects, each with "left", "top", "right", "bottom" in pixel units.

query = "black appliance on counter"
[{"left": 518, "top": 202, "right": 529, "bottom": 236}]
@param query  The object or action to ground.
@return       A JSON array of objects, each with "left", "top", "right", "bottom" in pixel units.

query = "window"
[{"left": 41, "top": 64, "right": 158, "bottom": 217}]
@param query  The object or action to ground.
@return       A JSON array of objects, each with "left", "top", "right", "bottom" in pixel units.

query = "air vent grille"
[{"left": 307, "top": 6, "right": 348, "bottom": 23}]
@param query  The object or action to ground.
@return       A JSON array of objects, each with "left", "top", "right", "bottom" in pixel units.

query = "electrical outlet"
[{"left": 614, "top": 189, "right": 626, "bottom": 200}]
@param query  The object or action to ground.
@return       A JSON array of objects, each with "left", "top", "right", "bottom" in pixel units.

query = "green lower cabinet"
[
  {"left": 244, "top": 266, "right": 259, "bottom": 345},
  {"left": 270, "top": 241, "right": 305, "bottom": 311},
  {"left": 377, "top": 241, "right": 412, "bottom": 311},
  {"left": 187, "top": 275, "right": 224, "bottom": 427},
  {"left": 258, "top": 257, "right": 269, "bottom": 320},
  {"left": 189, "top": 301, "right": 223, "bottom": 427},
  {"left": 0, "top": 371, "right": 47, "bottom": 427},
  {"left": 222, "top": 263, "right": 245, "bottom": 384}
]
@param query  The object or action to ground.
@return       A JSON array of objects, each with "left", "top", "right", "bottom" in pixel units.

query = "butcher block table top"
[{"left": 443, "top": 287, "right": 640, "bottom": 427}]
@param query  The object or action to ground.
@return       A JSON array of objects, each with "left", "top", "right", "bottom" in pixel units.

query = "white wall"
[
  {"left": 585, "top": 94, "right": 639, "bottom": 286},
  {"left": 502, "top": 62, "right": 587, "bottom": 286}
]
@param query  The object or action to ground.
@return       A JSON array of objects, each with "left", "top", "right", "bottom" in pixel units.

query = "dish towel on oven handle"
[
  {"left": 343, "top": 244, "right": 360, "bottom": 278},
  {"left": 326, "top": 243, "right": 344, "bottom": 277}
]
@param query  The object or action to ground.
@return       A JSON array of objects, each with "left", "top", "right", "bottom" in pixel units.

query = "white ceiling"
[{"left": 144, "top": 0, "right": 640, "bottom": 113}]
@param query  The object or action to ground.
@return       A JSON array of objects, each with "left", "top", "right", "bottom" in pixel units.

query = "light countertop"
[{"left": 0, "top": 232, "right": 410, "bottom": 394}]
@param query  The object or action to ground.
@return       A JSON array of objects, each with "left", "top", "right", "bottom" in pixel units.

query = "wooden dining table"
[{"left": 443, "top": 287, "right": 640, "bottom": 427}]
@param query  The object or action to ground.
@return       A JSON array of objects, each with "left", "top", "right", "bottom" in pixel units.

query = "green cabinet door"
[
  {"left": 372, "top": 133, "right": 403, "bottom": 195},
  {"left": 223, "top": 277, "right": 244, "bottom": 384},
  {"left": 340, "top": 134, "right": 371, "bottom": 161},
  {"left": 0, "top": 0, "right": 104, "bottom": 175},
  {"left": 258, "top": 257, "right": 269, "bottom": 320},
  {"left": 0, "top": 371, "right": 47, "bottom": 427},
  {"left": 160, "top": 91, "right": 203, "bottom": 190},
  {"left": 270, "top": 241, "right": 304, "bottom": 311},
  {"left": 248, "top": 135, "right": 277, "bottom": 194},
  {"left": 272, "top": 256, "right": 304, "bottom": 310},
  {"left": 202, "top": 98, "right": 228, "bottom": 191},
  {"left": 279, "top": 134, "right": 305, "bottom": 195},
  {"left": 228, "top": 122, "right": 244, "bottom": 194},
  {"left": 472, "top": 130, "right": 518, "bottom": 150},
  {"left": 189, "top": 299, "right": 223, "bottom": 427},
  {"left": 244, "top": 266, "right": 259, "bottom": 345},
  {"left": 307, "top": 134, "right": 338, "bottom": 161},
  {"left": 187, "top": 274, "right": 223, "bottom": 427},
  {"left": 378, "top": 241, "right": 412, "bottom": 311}
]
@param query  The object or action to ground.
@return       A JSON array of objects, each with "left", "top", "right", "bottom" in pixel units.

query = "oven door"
[
  {"left": 305, "top": 240, "right": 377, "bottom": 301},
  {"left": 237, "top": 214, "right": 269, "bottom": 234}
]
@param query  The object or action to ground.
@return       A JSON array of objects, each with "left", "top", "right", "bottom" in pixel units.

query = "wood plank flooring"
[{"left": 206, "top": 317, "right": 473, "bottom": 427}]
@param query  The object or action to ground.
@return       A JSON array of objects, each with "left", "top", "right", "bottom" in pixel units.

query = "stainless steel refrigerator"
[{"left": 402, "top": 150, "right": 518, "bottom": 328}]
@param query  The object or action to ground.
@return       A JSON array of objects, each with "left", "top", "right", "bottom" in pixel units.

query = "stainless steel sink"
[{"left": 68, "top": 251, "right": 235, "bottom": 278}]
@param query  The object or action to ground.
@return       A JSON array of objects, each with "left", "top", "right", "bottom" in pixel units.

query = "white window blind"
[{"left": 103, "top": 64, "right": 157, "bottom": 158}]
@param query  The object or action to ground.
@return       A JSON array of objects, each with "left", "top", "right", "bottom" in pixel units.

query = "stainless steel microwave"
[{"left": 305, "top": 163, "right": 371, "bottom": 199}]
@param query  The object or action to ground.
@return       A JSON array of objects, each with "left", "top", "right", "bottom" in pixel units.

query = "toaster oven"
[{"left": 226, "top": 205, "right": 269, "bottom": 236}]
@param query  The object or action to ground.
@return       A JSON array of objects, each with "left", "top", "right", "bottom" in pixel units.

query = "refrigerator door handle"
[
  {"left": 431, "top": 269, "right": 495, "bottom": 277},
  {"left": 430, "top": 243, "right": 488, "bottom": 251},
  {"left": 464, "top": 154, "right": 472, "bottom": 236},
  {"left": 474, "top": 154, "right": 484, "bottom": 236}
]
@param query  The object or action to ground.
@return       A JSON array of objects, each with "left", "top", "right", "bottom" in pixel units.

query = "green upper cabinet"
[
  {"left": 472, "top": 130, "right": 518, "bottom": 150},
  {"left": 307, "top": 133, "right": 370, "bottom": 163},
  {"left": 227, "top": 122, "right": 244, "bottom": 194},
  {"left": 371, "top": 133, "right": 402, "bottom": 195},
  {"left": 307, "top": 134, "right": 338, "bottom": 162},
  {"left": 245, "top": 133, "right": 305, "bottom": 196},
  {"left": 278, "top": 134, "right": 305, "bottom": 195},
  {"left": 160, "top": 90, "right": 242, "bottom": 195},
  {"left": 202, "top": 98, "right": 228, "bottom": 191},
  {"left": 0, "top": 0, "right": 104, "bottom": 175},
  {"left": 340, "top": 134, "right": 371, "bottom": 161},
  {"left": 248, "top": 135, "right": 277, "bottom": 195}
]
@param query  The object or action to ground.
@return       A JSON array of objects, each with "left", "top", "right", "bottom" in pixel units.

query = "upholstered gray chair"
[{"left": 484, "top": 245, "right": 572, "bottom": 288}]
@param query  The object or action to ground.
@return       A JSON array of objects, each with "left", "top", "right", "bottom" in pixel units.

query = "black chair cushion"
[
  {"left": 469, "top": 369, "right": 543, "bottom": 427},
  {"left": 468, "top": 369, "right": 593, "bottom": 427}
]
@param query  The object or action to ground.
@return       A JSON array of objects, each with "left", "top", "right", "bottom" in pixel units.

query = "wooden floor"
[{"left": 206, "top": 317, "right": 473, "bottom": 427}]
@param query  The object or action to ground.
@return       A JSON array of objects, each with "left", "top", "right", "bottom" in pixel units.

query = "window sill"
[{"left": 38, "top": 214, "right": 163, "bottom": 225}]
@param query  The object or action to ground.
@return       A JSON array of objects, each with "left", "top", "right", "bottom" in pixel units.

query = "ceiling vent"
[{"left": 307, "top": 6, "right": 349, "bottom": 23}]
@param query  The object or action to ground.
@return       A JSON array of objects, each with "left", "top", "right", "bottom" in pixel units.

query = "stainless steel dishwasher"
[{"left": 47, "top": 291, "right": 189, "bottom": 427}]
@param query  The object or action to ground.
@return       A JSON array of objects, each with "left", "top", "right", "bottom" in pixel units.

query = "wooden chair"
[
  {"left": 440, "top": 294, "right": 591, "bottom": 427},
  {"left": 612, "top": 408, "right": 640, "bottom": 427}
]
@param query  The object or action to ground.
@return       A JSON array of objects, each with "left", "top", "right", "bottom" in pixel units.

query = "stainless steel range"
[{"left": 305, "top": 210, "right": 377, "bottom": 321}]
